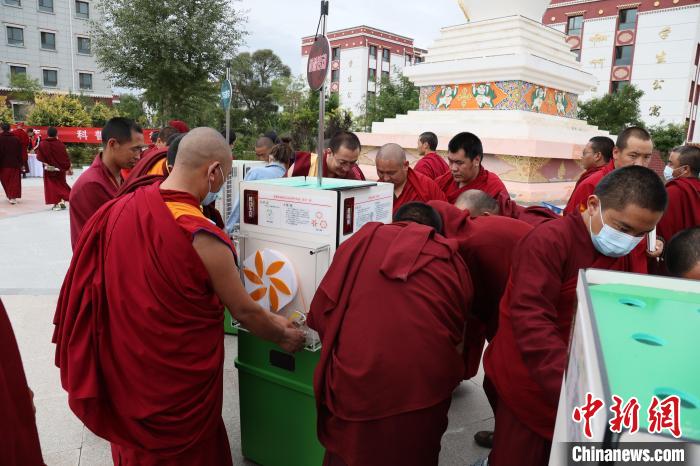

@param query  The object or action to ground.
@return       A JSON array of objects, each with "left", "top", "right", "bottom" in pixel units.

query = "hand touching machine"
[{"left": 233, "top": 177, "right": 393, "bottom": 466}]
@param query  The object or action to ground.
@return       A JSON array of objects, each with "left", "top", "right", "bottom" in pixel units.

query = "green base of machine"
[
  {"left": 223, "top": 309, "right": 238, "bottom": 335},
  {"left": 235, "top": 331, "right": 325, "bottom": 466}
]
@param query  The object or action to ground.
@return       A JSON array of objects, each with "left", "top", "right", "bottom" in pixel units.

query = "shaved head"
[
  {"left": 666, "top": 227, "right": 700, "bottom": 279},
  {"left": 394, "top": 202, "right": 443, "bottom": 234},
  {"left": 455, "top": 190, "right": 499, "bottom": 216},
  {"left": 255, "top": 136, "right": 275, "bottom": 149},
  {"left": 376, "top": 143, "right": 406, "bottom": 163},
  {"left": 376, "top": 143, "right": 409, "bottom": 187},
  {"left": 174, "top": 127, "right": 231, "bottom": 170}
]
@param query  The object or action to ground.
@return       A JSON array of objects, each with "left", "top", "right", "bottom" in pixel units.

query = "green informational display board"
[
  {"left": 589, "top": 284, "right": 700, "bottom": 442},
  {"left": 235, "top": 331, "right": 325, "bottom": 466}
]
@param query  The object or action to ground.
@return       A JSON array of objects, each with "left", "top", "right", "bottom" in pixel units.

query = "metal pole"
[
  {"left": 316, "top": 1, "right": 328, "bottom": 186},
  {"left": 225, "top": 60, "right": 231, "bottom": 153}
]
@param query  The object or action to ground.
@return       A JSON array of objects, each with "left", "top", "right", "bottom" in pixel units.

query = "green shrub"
[{"left": 67, "top": 144, "right": 100, "bottom": 167}]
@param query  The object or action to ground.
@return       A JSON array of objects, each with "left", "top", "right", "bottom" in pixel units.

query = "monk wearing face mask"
[{"left": 480, "top": 165, "right": 668, "bottom": 466}]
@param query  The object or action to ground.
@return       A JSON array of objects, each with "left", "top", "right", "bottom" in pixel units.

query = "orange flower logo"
[{"left": 243, "top": 250, "right": 294, "bottom": 312}]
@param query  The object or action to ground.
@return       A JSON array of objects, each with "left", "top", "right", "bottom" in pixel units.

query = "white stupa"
[{"left": 358, "top": 0, "right": 612, "bottom": 203}]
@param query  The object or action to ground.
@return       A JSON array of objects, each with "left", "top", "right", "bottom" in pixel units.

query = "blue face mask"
[
  {"left": 589, "top": 201, "right": 644, "bottom": 257},
  {"left": 202, "top": 165, "right": 225, "bottom": 206}
]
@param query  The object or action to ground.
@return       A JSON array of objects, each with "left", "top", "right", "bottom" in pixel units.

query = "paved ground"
[{"left": 0, "top": 176, "right": 493, "bottom": 466}]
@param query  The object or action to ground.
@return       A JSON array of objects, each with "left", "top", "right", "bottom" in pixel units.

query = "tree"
[
  {"left": 91, "top": 0, "right": 246, "bottom": 124},
  {"left": 578, "top": 85, "right": 644, "bottom": 134},
  {"left": 114, "top": 94, "right": 148, "bottom": 125},
  {"left": 361, "top": 72, "right": 419, "bottom": 131},
  {"left": 0, "top": 96, "right": 14, "bottom": 124},
  {"left": 230, "top": 50, "right": 291, "bottom": 134},
  {"left": 90, "top": 101, "right": 118, "bottom": 126},
  {"left": 26, "top": 94, "right": 91, "bottom": 127},
  {"left": 648, "top": 122, "right": 688, "bottom": 159},
  {"left": 8, "top": 73, "right": 42, "bottom": 103}
]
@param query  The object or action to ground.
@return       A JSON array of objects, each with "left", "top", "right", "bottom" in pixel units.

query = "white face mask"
[
  {"left": 588, "top": 201, "right": 644, "bottom": 258},
  {"left": 663, "top": 165, "right": 674, "bottom": 182},
  {"left": 202, "top": 165, "right": 224, "bottom": 206}
]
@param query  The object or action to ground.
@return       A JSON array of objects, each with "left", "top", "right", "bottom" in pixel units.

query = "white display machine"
[
  {"left": 550, "top": 269, "right": 700, "bottom": 465},
  {"left": 236, "top": 176, "right": 394, "bottom": 347},
  {"left": 216, "top": 159, "right": 265, "bottom": 226}
]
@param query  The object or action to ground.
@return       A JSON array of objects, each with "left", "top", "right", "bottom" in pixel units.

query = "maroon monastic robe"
[
  {"left": 69, "top": 153, "right": 120, "bottom": 249},
  {"left": 393, "top": 168, "right": 447, "bottom": 214},
  {"left": 127, "top": 146, "right": 168, "bottom": 180},
  {"left": 651, "top": 177, "right": 700, "bottom": 275},
  {"left": 414, "top": 152, "right": 449, "bottom": 180},
  {"left": 54, "top": 182, "right": 236, "bottom": 465},
  {"left": 435, "top": 166, "right": 508, "bottom": 203},
  {"left": 496, "top": 195, "right": 559, "bottom": 226},
  {"left": 0, "top": 299, "right": 44, "bottom": 466},
  {"left": 308, "top": 222, "right": 471, "bottom": 466},
  {"left": 563, "top": 160, "right": 615, "bottom": 215},
  {"left": 35, "top": 137, "right": 72, "bottom": 204},
  {"left": 483, "top": 212, "right": 648, "bottom": 466},
  {"left": 291, "top": 151, "right": 366, "bottom": 180},
  {"left": 428, "top": 201, "right": 532, "bottom": 379},
  {"left": 11, "top": 129, "right": 30, "bottom": 173},
  {"left": 0, "top": 131, "right": 23, "bottom": 199}
]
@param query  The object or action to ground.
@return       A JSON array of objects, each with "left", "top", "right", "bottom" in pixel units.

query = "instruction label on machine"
[
  {"left": 341, "top": 191, "right": 392, "bottom": 240},
  {"left": 244, "top": 190, "right": 334, "bottom": 236}
]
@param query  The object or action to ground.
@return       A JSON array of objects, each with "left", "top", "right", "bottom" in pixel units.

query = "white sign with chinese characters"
[{"left": 257, "top": 193, "right": 334, "bottom": 237}]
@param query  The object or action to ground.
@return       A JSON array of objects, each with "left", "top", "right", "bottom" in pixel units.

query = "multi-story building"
[
  {"left": 543, "top": 0, "right": 700, "bottom": 140},
  {"left": 301, "top": 25, "right": 426, "bottom": 116},
  {"left": 1, "top": 0, "right": 113, "bottom": 120}
]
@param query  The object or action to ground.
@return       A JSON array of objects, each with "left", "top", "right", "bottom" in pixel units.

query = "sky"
[{"left": 235, "top": 0, "right": 467, "bottom": 76}]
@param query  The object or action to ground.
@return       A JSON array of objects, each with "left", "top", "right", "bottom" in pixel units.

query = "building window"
[
  {"left": 611, "top": 80, "right": 629, "bottom": 93},
  {"left": 40, "top": 31, "right": 56, "bottom": 50},
  {"left": 414, "top": 56, "right": 424, "bottom": 64},
  {"left": 38, "top": 0, "right": 53, "bottom": 12},
  {"left": 4, "top": 0, "right": 21, "bottom": 6},
  {"left": 332, "top": 47, "right": 340, "bottom": 60},
  {"left": 382, "top": 48, "right": 390, "bottom": 62},
  {"left": 43, "top": 69, "right": 57, "bottom": 87},
  {"left": 10, "top": 65, "right": 27, "bottom": 79},
  {"left": 77, "top": 37, "right": 91, "bottom": 54},
  {"left": 381, "top": 70, "right": 389, "bottom": 82},
  {"left": 573, "top": 49, "right": 581, "bottom": 62},
  {"left": 618, "top": 8, "right": 637, "bottom": 31},
  {"left": 614, "top": 45, "right": 634, "bottom": 66},
  {"left": 7, "top": 26, "right": 24, "bottom": 46},
  {"left": 367, "top": 90, "right": 375, "bottom": 99},
  {"left": 369, "top": 45, "right": 377, "bottom": 57},
  {"left": 75, "top": 0, "right": 89, "bottom": 19},
  {"left": 406, "top": 54, "right": 412, "bottom": 65},
  {"left": 331, "top": 69, "right": 339, "bottom": 83},
  {"left": 79, "top": 72, "right": 93, "bottom": 90},
  {"left": 368, "top": 68, "right": 376, "bottom": 82},
  {"left": 566, "top": 15, "right": 583, "bottom": 36}
]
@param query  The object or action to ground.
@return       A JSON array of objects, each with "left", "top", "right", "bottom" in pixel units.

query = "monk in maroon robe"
[
  {"left": 0, "top": 298, "right": 44, "bottom": 466},
  {"left": 428, "top": 200, "right": 532, "bottom": 379},
  {"left": 483, "top": 166, "right": 668, "bottom": 466},
  {"left": 35, "top": 127, "right": 72, "bottom": 209},
  {"left": 308, "top": 202, "right": 472, "bottom": 466},
  {"left": 69, "top": 117, "right": 144, "bottom": 249},
  {"left": 376, "top": 143, "right": 446, "bottom": 214},
  {"left": 572, "top": 136, "right": 614, "bottom": 192},
  {"left": 125, "top": 126, "right": 179, "bottom": 180},
  {"left": 652, "top": 145, "right": 700, "bottom": 274},
  {"left": 457, "top": 189, "right": 559, "bottom": 226},
  {"left": 54, "top": 128, "right": 304, "bottom": 465},
  {"left": 0, "top": 124, "right": 23, "bottom": 203},
  {"left": 414, "top": 131, "right": 449, "bottom": 179},
  {"left": 665, "top": 226, "right": 700, "bottom": 279},
  {"left": 434, "top": 132, "right": 508, "bottom": 203},
  {"left": 11, "top": 124, "right": 30, "bottom": 175},
  {"left": 290, "top": 131, "right": 365, "bottom": 180},
  {"left": 565, "top": 127, "right": 652, "bottom": 215}
]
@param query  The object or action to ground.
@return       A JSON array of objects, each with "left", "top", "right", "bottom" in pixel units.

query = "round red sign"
[{"left": 307, "top": 35, "right": 330, "bottom": 91}]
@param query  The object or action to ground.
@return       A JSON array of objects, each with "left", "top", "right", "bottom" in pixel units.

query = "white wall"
[
  {"left": 337, "top": 47, "right": 368, "bottom": 116},
  {"left": 578, "top": 17, "right": 617, "bottom": 101},
  {"left": 633, "top": 6, "right": 700, "bottom": 126}
]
